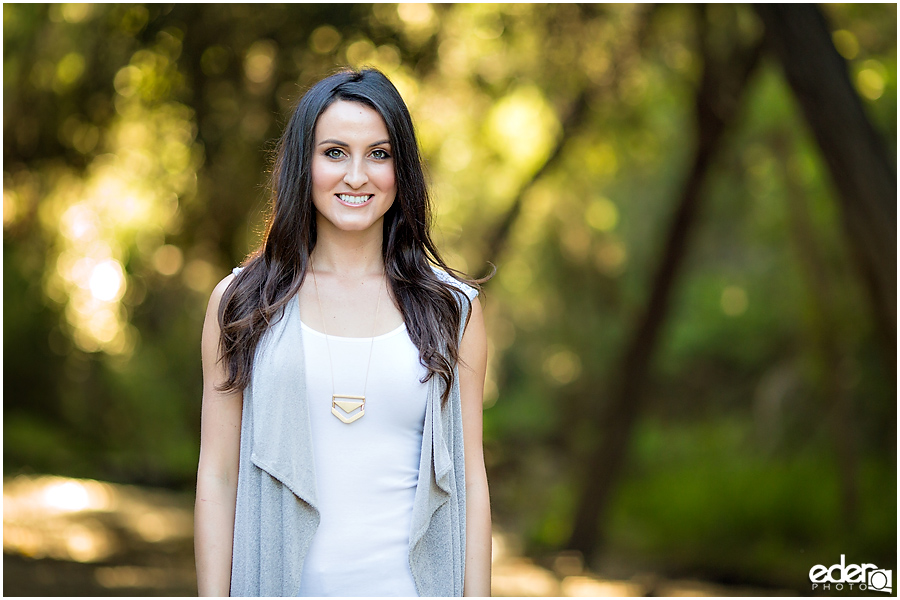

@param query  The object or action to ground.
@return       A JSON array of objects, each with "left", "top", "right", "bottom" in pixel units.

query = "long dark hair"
[{"left": 217, "top": 67, "right": 489, "bottom": 405}]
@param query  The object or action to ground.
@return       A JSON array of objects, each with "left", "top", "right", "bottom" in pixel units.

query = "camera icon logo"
[
  {"left": 809, "top": 555, "right": 893, "bottom": 593},
  {"left": 867, "top": 569, "right": 892, "bottom": 594}
]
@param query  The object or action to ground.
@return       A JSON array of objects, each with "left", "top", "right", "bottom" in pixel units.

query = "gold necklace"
[{"left": 310, "top": 264, "right": 383, "bottom": 424}]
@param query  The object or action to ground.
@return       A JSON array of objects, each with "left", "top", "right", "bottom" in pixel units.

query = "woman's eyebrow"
[{"left": 317, "top": 138, "right": 391, "bottom": 148}]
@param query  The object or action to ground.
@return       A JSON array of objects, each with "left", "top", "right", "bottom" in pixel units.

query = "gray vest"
[{"left": 230, "top": 267, "right": 475, "bottom": 596}]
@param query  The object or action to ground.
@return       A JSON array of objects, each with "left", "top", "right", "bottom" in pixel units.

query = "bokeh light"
[
  {"left": 4, "top": 475, "right": 192, "bottom": 565},
  {"left": 32, "top": 35, "right": 203, "bottom": 356}
]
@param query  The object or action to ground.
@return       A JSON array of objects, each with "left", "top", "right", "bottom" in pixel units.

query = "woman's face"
[{"left": 310, "top": 100, "right": 397, "bottom": 236}]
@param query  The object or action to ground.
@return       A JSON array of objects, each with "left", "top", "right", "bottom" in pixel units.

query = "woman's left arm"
[{"left": 459, "top": 295, "right": 492, "bottom": 596}]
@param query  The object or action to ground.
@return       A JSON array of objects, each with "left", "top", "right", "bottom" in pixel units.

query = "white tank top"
[{"left": 297, "top": 316, "right": 428, "bottom": 597}]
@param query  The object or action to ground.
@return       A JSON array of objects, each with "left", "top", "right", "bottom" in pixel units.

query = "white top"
[{"left": 297, "top": 316, "right": 428, "bottom": 597}]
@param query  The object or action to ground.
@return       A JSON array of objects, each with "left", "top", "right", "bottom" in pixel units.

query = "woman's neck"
[{"left": 311, "top": 226, "right": 385, "bottom": 278}]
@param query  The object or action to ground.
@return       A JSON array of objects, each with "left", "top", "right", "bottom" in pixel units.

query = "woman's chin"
[{"left": 319, "top": 215, "right": 384, "bottom": 235}]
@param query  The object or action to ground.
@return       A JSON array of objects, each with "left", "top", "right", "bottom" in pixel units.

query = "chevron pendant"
[{"left": 331, "top": 394, "right": 366, "bottom": 424}]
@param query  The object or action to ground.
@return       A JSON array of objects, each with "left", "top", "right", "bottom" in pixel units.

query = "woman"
[{"left": 194, "top": 68, "right": 492, "bottom": 597}]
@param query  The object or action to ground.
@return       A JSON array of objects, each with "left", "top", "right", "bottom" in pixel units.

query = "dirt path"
[{"left": 4, "top": 475, "right": 795, "bottom": 596}]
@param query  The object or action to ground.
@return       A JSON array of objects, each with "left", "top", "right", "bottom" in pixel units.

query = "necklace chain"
[{"left": 310, "top": 263, "right": 383, "bottom": 423}]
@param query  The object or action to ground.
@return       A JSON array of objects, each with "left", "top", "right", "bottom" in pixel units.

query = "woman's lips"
[{"left": 336, "top": 193, "right": 374, "bottom": 207}]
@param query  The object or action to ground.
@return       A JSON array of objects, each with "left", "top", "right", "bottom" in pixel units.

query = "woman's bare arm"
[
  {"left": 195, "top": 274, "right": 243, "bottom": 597},
  {"left": 459, "top": 296, "right": 492, "bottom": 596}
]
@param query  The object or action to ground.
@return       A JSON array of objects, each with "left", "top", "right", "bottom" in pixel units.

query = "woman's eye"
[
  {"left": 371, "top": 149, "right": 390, "bottom": 160},
  {"left": 324, "top": 148, "right": 344, "bottom": 159}
]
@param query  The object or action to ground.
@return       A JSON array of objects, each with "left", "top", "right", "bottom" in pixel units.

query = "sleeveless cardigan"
[{"left": 229, "top": 267, "right": 476, "bottom": 597}]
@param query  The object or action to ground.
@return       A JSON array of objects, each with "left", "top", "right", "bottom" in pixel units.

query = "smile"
[{"left": 336, "top": 193, "right": 374, "bottom": 206}]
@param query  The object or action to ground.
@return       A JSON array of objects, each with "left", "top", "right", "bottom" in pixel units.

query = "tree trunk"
[
  {"left": 753, "top": 3, "right": 897, "bottom": 373},
  {"left": 566, "top": 8, "right": 764, "bottom": 558}
]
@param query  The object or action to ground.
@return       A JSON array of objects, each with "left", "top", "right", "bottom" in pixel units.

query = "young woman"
[{"left": 194, "top": 68, "right": 492, "bottom": 597}]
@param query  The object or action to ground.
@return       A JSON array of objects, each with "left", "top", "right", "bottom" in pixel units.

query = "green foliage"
[{"left": 605, "top": 418, "right": 896, "bottom": 588}]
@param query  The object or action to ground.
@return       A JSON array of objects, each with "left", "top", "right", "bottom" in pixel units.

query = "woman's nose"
[{"left": 343, "top": 156, "right": 368, "bottom": 188}]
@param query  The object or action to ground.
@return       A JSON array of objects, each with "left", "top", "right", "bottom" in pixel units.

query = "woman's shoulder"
[{"left": 430, "top": 265, "right": 478, "bottom": 303}]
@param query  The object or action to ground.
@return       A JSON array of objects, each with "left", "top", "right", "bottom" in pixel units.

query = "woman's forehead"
[{"left": 315, "top": 100, "right": 389, "bottom": 142}]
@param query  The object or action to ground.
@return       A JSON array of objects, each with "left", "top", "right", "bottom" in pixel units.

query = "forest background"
[{"left": 3, "top": 3, "right": 897, "bottom": 595}]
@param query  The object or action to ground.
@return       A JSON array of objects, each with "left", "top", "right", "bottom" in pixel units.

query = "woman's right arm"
[{"left": 195, "top": 274, "right": 242, "bottom": 597}]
